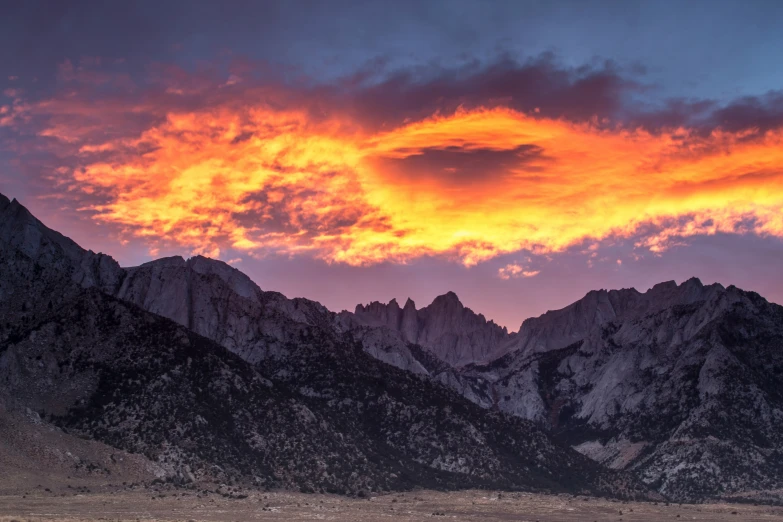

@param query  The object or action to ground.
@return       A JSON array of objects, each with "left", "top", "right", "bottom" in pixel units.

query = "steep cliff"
[{"left": 350, "top": 291, "right": 513, "bottom": 366}]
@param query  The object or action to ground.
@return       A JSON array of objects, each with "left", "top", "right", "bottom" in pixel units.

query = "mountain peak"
[
  {"left": 349, "top": 290, "right": 509, "bottom": 366},
  {"left": 0, "top": 192, "right": 124, "bottom": 293},
  {"left": 431, "top": 290, "right": 462, "bottom": 307},
  {"left": 512, "top": 275, "right": 735, "bottom": 358},
  {"left": 2, "top": 194, "right": 35, "bottom": 222},
  {"left": 139, "top": 255, "right": 186, "bottom": 268},
  {"left": 650, "top": 280, "right": 678, "bottom": 292},
  {"left": 186, "top": 254, "right": 243, "bottom": 275}
]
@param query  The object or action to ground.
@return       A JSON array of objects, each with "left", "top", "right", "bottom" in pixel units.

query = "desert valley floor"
[{"left": 2, "top": 488, "right": 783, "bottom": 522}]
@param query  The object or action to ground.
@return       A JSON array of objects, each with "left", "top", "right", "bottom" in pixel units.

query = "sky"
[{"left": 2, "top": 0, "right": 783, "bottom": 329}]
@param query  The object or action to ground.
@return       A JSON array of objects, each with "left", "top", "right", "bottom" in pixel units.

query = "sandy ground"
[{"left": 2, "top": 488, "right": 783, "bottom": 522}]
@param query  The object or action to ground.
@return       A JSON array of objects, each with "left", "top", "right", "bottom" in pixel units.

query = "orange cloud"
[
  {"left": 499, "top": 263, "right": 540, "bottom": 280},
  {"left": 11, "top": 69, "right": 783, "bottom": 267}
]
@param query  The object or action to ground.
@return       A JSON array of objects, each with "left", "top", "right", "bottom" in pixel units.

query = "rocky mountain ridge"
[
  {"left": 0, "top": 192, "right": 643, "bottom": 498},
  {"left": 3, "top": 191, "right": 782, "bottom": 502},
  {"left": 347, "top": 292, "right": 514, "bottom": 366},
  {"left": 432, "top": 279, "right": 783, "bottom": 500}
]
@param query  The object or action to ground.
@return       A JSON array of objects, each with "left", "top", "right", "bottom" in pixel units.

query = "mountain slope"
[
  {"left": 0, "top": 242, "right": 382, "bottom": 491},
  {"left": 435, "top": 280, "right": 783, "bottom": 500},
  {"left": 116, "top": 255, "right": 434, "bottom": 375}
]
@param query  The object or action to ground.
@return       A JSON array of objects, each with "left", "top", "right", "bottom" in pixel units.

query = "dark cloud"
[
  {"left": 4, "top": 50, "right": 783, "bottom": 164},
  {"left": 317, "top": 55, "right": 783, "bottom": 135},
  {"left": 372, "top": 144, "right": 548, "bottom": 186},
  {"left": 5, "top": 50, "right": 783, "bottom": 213},
  {"left": 230, "top": 131, "right": 255, "bottom": 144},
  {"left": 630, "top": 91, "right": 783, "bottom": 135},
  {"left": 628, "top": 98, "right": 719, "bottom": 130},
  {"left": 334, "top": 54, "right": 644, "bottom": 128},
  {"left": 707, "top": 92, "right": 783, "bottom": 134}
]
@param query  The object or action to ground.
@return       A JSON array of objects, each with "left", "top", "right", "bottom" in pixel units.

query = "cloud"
[
  {"left": 369, "top": 144, "right": 547, "bottom": 187},
  {"left": 333, "top": 53, "right": 643, "bottom": 129},
  {"left": 498, "top": 263, "right": 540, "bottom": 280},
  {"left": 630, "top": 91, "right": 783, "bottom": 135},
  {"left": 4, "top": 55, "right": 783, "bottom": 267}
]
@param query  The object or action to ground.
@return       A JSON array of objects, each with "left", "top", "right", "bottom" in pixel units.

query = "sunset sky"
[{"left": 2, "top": 0, "right": 783, "bottom": 329}]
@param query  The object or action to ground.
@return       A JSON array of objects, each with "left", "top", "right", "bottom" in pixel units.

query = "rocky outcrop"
[
  {"left": 0, "top": 194, "right": 124, "bottom": 295},
  {"left": 116, "top": 255, "right": 292, "bottom": 362},
  {"left": 115, "top": 255, "right": 437, "bottom": 373},
  {"left": 350, "top": 291, "right": 514, "bottom": 366},
  {"left": 435, "top": 280, "right": 783, "bottom": 501},
  {"left": 508, "top": 278, "right": 725, "bottom": 356}
]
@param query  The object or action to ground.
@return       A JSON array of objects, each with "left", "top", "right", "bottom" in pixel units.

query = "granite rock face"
[
  {"left": 0, "top": 194, "right": 124, "bottom": 295},
  {"left": 115, "top": 255, "right": 436, "bottom": 372},
  {"left": 509, "top": 279, "right": 725, "bottom": 356},
  {"left": 116, "top": 255, "right": 318, "bottom": 363},
  {"left": 350, "top": 291, "right": 514, "bottom": 366},
  {"left": 433, "top": 280, "right": 783, "bottom": 501}
]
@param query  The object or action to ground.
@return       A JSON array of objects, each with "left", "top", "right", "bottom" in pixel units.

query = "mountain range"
[{"left": 2, "top": 191, "right": 782, "bottom": 502}]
